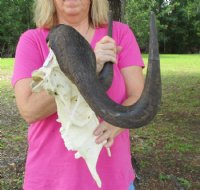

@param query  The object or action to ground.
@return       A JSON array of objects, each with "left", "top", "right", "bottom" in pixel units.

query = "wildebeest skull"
[{"left": 46, "top": 12, "right": 162, "bottom": 129}]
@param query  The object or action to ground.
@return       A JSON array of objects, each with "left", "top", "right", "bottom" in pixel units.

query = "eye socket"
[
  {"left": 32, "top": 75, "right": 43, "bottom": 82},
  {"left": 32, "top": 71, "right": 45, "bottom": 82}
]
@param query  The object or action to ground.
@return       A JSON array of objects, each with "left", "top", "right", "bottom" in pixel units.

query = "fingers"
[
  {"left": 95, "top": 129, "right": 112, "bottom": 144},
  {"left": 98, "top": 36, "right": 116, "bottom": 45},
  {"left": 93, "top": 123, "right": 107, "bottom": 136},
  {"left": 95, "top": 50, "right": 117, "bottom": 65},
  {"left": 95, "top": 36, "right": 119, "bottom": 55},
  {"left": 104, "top": 138, "right": 114, "bottom": 148},
  {"left": 93, "top": 123, "right": 115, "bottom": 148},
  {"left": 98, "top": 36, "right": 122, "bottom": 53},
  {"left": 94, "top": 124, "right": 110, "bottom": 144},
  {"left": 94, "top": 36, "right": 122, "bottom": 73},
  {"left": 116, "top": 46, "right": 122, "bottom": 54},
  {"left": 96, "top": 42, "right": 117, "bottom": 53}
]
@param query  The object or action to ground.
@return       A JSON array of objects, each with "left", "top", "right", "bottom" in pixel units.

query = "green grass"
[
  {"left": 0, "top": 58, "right": 14, "bottom": 74},
  {"left": 134, "top": 54, "right": 200, "bottom": 189},
  {"left": 0, "top": 58, "right": 27, "bottom": 190},
  {"left": 1, "top": 54, "right": 200, "bottom": 189},
  {"left": 159, "top": 174, "right": 192, "bottom": 189},
  {"left": 135, "top": 54, "right": 200, "bottom": 155}
]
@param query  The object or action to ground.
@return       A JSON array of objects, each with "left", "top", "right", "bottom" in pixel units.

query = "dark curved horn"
[
  {"left": 47, "top": 12, "right": 161, "bottom": 129},
  {"left": 98, "top": 10, "right": 113, "bottom": 90}
]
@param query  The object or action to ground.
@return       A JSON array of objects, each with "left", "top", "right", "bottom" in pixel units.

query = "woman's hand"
[
  {"left": 93, "top": 121, "right": 124, "bottom": 148},
  {"left": 93, "top": 66, "right": 144, "bottom": 148},
  {"left": 94, "top": 36, "right": 122, "bottom": 73}
]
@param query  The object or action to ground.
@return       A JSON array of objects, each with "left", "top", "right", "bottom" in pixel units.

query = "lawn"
[{"left": 0, "top": 54, "right": 200, "bottom": 190}]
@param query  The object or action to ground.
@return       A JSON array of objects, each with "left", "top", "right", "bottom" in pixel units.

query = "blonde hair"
[{"left": 33, "top": 0, "right": 109, "bottom": 29}]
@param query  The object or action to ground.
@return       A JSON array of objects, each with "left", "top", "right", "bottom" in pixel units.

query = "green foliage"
[
  {"left": 159, "top": 174, "right": 191, "bottom": 188},
  {"left": 159, "top": 173, "right": 170, "bottom": 181},
  {"left": 0, "top": 0, "right": 200, "bottom": 56},
  {"left": 125, "top": 0, "right": 200, "bottom": 53},
  {"left": 0, "top": 0, "right": 34, "bottom": 57},
  {"left": 177, "top": 177, "right": 192, "bottom": 189},
  {"left": 125, "top": 0, "right": 157, "bottom": 50},
  {"left": 159, "top": 0, "right": 200, "bottom": 53}
]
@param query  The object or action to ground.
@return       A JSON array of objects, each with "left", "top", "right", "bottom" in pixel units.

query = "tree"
[
  {"left": 125, "top": 0, "right": 200, "bottom": 53},
  {"left": 163, "top": 0, "right": 200, "bottom": 53},
  {"left": 125, "top": 0, "right": 159, "bottom": 51},
  {"left": 0, "top": 0, "right": 199, "bottom": 56},
  {"left": 0, "top": 0, "right": 34, "bottom": 57}
]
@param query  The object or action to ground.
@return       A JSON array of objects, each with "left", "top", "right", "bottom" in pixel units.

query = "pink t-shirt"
[{"left": 12, "top": 22, "right": 144, "bottom": 190}]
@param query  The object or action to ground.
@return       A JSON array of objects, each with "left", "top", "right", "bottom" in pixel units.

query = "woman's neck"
[
  {"left": 58, "top": 17, "right": 94, "bottom": 42},
  {"left": 58, "top": 15, "right": 88, "bottom": 33}
]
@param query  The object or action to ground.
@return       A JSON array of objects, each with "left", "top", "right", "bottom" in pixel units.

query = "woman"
[{"left": 12, "top": 0, "right": 144, "bottom": 189}]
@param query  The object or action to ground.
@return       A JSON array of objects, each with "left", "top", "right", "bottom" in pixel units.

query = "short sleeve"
[
  {"left": 12, "top": 30, "right": 44, "bottom": 86},
  {"left": 117, "top": 24, "right": 145, "bottom": 70}
]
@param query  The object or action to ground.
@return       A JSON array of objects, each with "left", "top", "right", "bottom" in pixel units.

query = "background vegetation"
[
  {"left": 0, "top": 0, "right": 33, "bottom": 57},
  {"left": 126, "top": 0, "right": 200, "bottom": 53},
  {"left": 0, "top": 0, "right": 200, "bottom": 57}
]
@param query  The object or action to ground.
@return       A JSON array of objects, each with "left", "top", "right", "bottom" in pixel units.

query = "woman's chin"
[{"left": 64, "top": 9, "right": 80, "bottom": 16}]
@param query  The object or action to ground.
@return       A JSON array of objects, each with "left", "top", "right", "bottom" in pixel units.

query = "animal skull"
[{"left": 32, "top": 50, "right": 105, "bottom": 188}]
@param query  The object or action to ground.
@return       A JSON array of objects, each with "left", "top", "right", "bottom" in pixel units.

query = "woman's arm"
[
  {"left": 14, "top": 78, "right": 57, "bottom": 124},
  {"left": 121, "top": 66, "right": 144, "bottom": 106}
]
